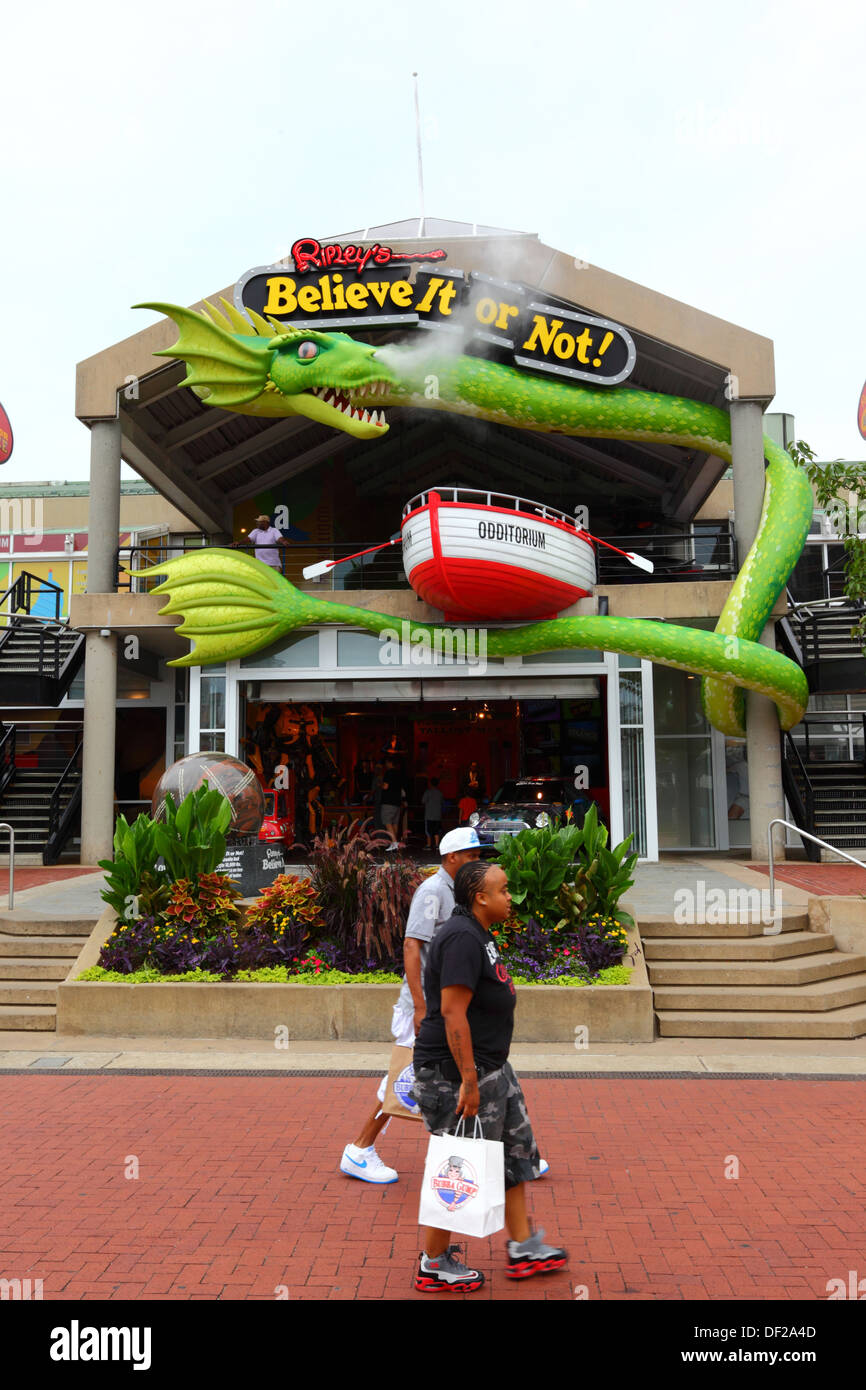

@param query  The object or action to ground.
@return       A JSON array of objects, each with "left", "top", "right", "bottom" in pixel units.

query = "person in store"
[
  {"left": 422, "top": 776, "right": 444, "bottom": 850},
  {"left": 412, "top": 860, "right": 564, "bottom": 1292},
  {"left": 458, "top": 790, "right": 478, "bottom": 825},
  {"left": 380, "top": 757, "right": 408, "bottom": 851}
]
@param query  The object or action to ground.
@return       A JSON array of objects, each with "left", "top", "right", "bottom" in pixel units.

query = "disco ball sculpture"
[{"left": 151, "top": 751, "right": 264, "bottom": 835}]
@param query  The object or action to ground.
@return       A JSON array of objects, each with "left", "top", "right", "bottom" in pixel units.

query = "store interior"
[{"left": 241, "top": 692, "right": 609, "bottom": 842}]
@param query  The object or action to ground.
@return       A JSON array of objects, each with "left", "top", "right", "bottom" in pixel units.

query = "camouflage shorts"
[{"left": 410, "top": 1060, "right": 541, "bottom": 1189}]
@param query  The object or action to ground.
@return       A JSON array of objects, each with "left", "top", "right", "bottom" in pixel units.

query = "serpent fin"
[{"left": 134, "top": 301, "right": 272, "bottom": 408}]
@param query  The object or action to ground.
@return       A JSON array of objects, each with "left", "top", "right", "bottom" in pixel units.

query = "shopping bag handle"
[{"left": 453, "top": 1115, "right": 483, "bottom": 1140}]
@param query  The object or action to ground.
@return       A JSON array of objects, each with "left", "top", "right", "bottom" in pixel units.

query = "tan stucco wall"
[{"left": 2, "top": 493, "right": 193, "bottom": 533}]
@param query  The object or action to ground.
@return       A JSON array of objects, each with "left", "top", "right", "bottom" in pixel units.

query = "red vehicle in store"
[{"left": 258, "top": 784, "right": 295, "bottom": 851}]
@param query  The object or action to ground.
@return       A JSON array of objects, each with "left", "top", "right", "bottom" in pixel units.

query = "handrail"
[
  {"left": 767, "top": 818, "right": 866, "bottom": 907},
  {"left": 0, "top": 724, "right": 15, "bottom": 800},
  {"left": 0, "top": 823, "right": 14, "bottom": 908},
  {"left": 43, "top": 740, "right": 83, "bottom": 866},
  {"left": 779, "top": 732, "right": 819, "bottom": 862},
  {"left": 0, "top": 570, "right": 63, "bottom": 623}
]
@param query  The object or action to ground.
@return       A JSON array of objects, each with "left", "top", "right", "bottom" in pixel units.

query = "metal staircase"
[
  {"left": 0, "top": 724, "right": 83, "bottom": 862},
  {"left": 0, "top": 573, "right": 85, "bottom": 705},
  {"left": 780, "top": 597, "right": 866, "bottom": 694}
]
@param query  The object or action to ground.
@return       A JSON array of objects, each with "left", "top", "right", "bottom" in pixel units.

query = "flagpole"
[{"left": 412, "top": 72, "right": 425, "bottom": 236}]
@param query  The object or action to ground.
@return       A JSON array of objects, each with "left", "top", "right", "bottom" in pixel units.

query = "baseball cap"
[{"left": 439, "top": 827, "right": 481, "bottom": 854}]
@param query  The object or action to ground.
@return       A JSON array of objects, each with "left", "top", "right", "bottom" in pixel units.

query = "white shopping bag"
[{"left": 417, "top": 1116, "right": 506, "bottom": 1237}]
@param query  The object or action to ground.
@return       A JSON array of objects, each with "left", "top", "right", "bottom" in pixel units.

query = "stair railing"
[
  {"left": 43, "top": 739, "right": 84, "bottom": 866},
  {"left": 0, "top": 823, "right": 14, "bottom": 908},
  {"left": 780, "top": 732, "right": 820, "bottom": 864},
  {"left": 767, "top": 819, "right": 866, "bottom": 909},
  {"left": 0, "top": 724, "right": 15, "bottom": 799}
]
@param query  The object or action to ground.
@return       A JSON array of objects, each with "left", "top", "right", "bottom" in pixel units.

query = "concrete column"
[
  {"left": 730, "top": 400, "right": 786, "bottom": 860},
  {"left": 80, "top": 418, "right": 122, "bottom": 864},
  {"left": 80, "top": 632, "right": 118, "bottom": 864},
  {"left": 86, "top": 419, "right": 122, "bottom": 592}
]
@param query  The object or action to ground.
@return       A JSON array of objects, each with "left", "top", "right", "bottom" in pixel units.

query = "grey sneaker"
[
  {"left": 415, "top": 1244, "right": 485, "bottom": 1293},
  {"left": 506, "top": 1227, "right": 567, "bottom": 1279}
]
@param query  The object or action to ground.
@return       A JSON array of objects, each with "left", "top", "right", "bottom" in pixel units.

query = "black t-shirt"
[
  {"left": 414, "top": 908, "right": 517, "bottom": 1074},
  {"left": 381, "top": 771, "right": 404, "bottom": 802}
]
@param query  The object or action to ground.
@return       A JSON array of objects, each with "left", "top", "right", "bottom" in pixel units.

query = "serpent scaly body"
[{"left": 134, "top": 301, "right": 813, "bottom": 737}]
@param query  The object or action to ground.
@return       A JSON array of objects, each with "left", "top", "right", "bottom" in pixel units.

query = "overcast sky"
[{"left": 1, "top": 0, "right": 864, "bottom": 485}]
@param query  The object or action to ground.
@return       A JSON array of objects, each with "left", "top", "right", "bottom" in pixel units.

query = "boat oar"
[
  {"left": 303, "top": 536, "right": 401, "bottom": 580},
  {"left": 581, "top": 532, "right": 654, "bottom": 574}
]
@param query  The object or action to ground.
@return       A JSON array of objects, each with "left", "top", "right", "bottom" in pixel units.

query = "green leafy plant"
[
  {"left": 153, "top": 783, "right": 233, "bottom": 881},
  {"left": 494, "top": 821, "right": 585, "bottom": 924},
  {"left": 98, "top": 813, "right": 164, "bottom": 918}
]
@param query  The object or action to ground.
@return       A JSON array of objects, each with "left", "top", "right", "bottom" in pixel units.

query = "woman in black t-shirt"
[{"left": 412, "top": 861, "right": 567, "bottom": 1293}]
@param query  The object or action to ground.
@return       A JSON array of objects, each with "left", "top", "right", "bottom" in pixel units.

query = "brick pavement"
[
  {"left": 752, "top": 863, "right": 866, "bottom": 895},
  {"left": 0, "top": 1074, "right": 863, "bottom": 1301},
  {"left": 0, "top": 865, "right": 98, "bottom": 894}
]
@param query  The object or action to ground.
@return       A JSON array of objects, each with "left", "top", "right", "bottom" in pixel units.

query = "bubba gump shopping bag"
[
  {"left": 417, "top": 1117, "right": 505, "bottom": 1237},
  {"left": 382, "top": 1045, "right": 424, "bottom": 1123}
]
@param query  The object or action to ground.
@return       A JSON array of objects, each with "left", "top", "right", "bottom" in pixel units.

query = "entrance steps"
[
  {"left": 0, "top": 913, "right": 93, "bottom": 1031},
  {"left": 643, "top": 910, "right": 866, "bottom": 1039}
]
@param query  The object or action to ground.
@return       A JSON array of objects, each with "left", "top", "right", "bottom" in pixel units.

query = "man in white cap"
[
  {"left": 339, "top": 828, "right": 549, "bottom": 1182},
  {"left": 339, "top": 828, "right": 482, "bottom": 1183}
]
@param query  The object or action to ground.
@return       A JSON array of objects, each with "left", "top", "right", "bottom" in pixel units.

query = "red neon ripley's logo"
[{"left": 291, "top": 237, "right": 447, "bottom": 276}]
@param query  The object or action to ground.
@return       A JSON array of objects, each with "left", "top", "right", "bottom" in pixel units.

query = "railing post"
[{"left": 0, "top": 823, "right": 13, "bottom": 908}]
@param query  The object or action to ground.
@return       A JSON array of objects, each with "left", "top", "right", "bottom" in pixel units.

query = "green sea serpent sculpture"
[{"left": 132, "top": 299, "right": 813, "bottom": 738}]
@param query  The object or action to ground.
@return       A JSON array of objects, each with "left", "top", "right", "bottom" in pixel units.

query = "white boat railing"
[{"left": 402, "top": 487, "right": 580, "bottom": 529}]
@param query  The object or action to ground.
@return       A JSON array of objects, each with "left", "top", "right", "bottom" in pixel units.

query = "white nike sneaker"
[
  {"left": 340, "top": 1143, "right": 398, "bottom": 1184},
  {"left": 538, "top": 1158, "right": 550, "bottom": 1177}
]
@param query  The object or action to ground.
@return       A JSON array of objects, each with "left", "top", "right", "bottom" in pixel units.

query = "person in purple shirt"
[{"left": 245, "top": 514, "right": 288, "bottom": 569}]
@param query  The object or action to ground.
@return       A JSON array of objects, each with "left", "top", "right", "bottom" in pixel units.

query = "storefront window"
[
  {"left": 173, "top": 668, "right": 188, "bottom": 763},
  {"left": 619, "top": 659, "right": 646, "bottom": 856},
  {"left": 239, "top": 632, "right": 319, "bottom": 668},
  {"left": 199, "top": 672, "right": 226, "bottom": 752},
  {"left": 654, "top": 667, "right": 715, "bottom": 848}
]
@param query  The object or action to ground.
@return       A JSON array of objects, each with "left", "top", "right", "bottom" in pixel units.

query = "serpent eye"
[{"left": 297, "top": 341, "right": 318, "bottom": 360}]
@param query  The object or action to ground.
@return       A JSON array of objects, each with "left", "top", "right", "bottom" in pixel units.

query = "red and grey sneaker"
[
  {"left": 506, "top": 1227, "right": 567, "bottom": 1279},
  {"left": 415, "top": 1245, "right": 486, "bottom": 1293}
]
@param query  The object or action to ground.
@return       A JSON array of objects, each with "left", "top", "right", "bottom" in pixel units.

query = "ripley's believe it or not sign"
[
  {"left": 135, "top": 235, "right": 816, "bottom": 743},
  {"left": 234, "top": 237, "right": 636, "bottom": 387}
]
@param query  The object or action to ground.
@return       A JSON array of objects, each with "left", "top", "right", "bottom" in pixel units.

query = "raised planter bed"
[{"left": 57, "top": 910, "right": 653, "bottom": 1043}]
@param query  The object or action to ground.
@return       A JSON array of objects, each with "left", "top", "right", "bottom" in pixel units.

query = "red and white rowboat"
[{"left": 400, "top": 488, "right": 597, "bottom": 621}]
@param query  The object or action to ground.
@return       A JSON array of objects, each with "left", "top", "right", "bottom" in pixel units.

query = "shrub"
[{"left": 306, "top": 820, "right": 420, "bottom": 968}]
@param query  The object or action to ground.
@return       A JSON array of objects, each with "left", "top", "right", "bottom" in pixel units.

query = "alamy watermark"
[
  {"left": 674, "top": 882, "right": 782, "bottom": 932},
  {"left": 0, "top": 497, "right": 44, "bottom": 545},
  {"left": 378, "top": 620, "right": 488, "bottom": 673}
]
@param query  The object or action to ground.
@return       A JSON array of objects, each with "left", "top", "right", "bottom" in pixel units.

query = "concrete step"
[
  {"left": 653, "top": 972, "right": 866, "bottom": 1012},
  {"left": 0, "top": 958, "right": 70, "bottom": 980},
  {"left": 0, "top": 982, "right": 58, "bottom": 1006},
  {"left": 0, "top": 1004, "right": 56, "bottom": 1031},
  {"left": 643, "top": 930, "right": 836, "bottom": 962},
  {"left": 638, "top": 911, "right": 807, "bottom": 939},
  {"left": 0, "top": 915, "right": 99, "bottom": 937},
  {"left": 0, "top": 933, "right": 88, "bottom": 956},
  {"left": 656, "top": 1002, "right": 866, "bottom": 1038},
  {"left": 647, "top": 950, "right": 866, "bottom": 987}
]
